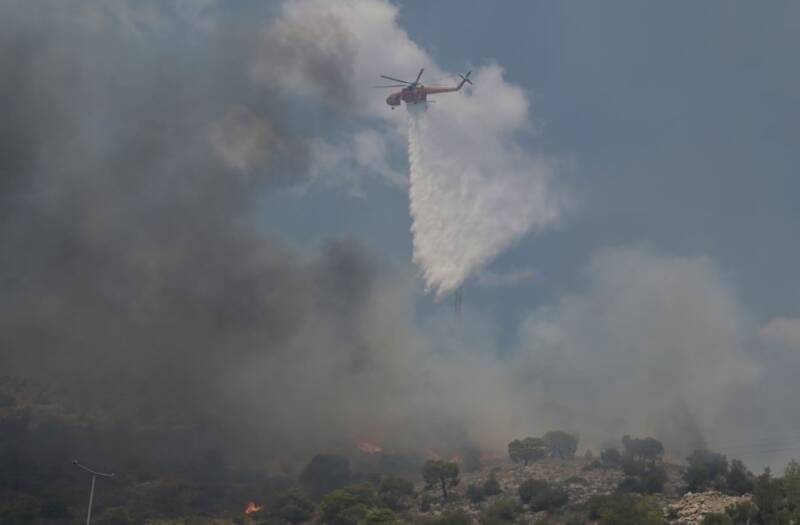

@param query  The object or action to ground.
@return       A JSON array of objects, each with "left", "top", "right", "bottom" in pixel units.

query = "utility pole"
[{"left": 73, "top": 460, "right": 114, "bottom": 525}]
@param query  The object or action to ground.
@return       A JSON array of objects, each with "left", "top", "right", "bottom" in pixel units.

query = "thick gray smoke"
[{"left": 0, "top": 1, "right": 428, "bottom": 464}]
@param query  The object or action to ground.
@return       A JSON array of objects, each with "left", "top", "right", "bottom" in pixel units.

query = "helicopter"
[{"left": 375, "top": 68, "right": 472, "bottom": 109}]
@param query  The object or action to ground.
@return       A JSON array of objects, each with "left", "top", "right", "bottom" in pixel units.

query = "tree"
[
  {"left": 600, "top": 448, "right": 622, "bottom": 468},
  {"left": 543, "top": 431, "right": 579, "bottom": 460},
  {"left": 378, "top": 476, "right": 414, "bottom": 511},
  {"left": 784, "top": 459, "right": 800, "bottom": 511},
  {"left": 725, "top": 459, "right": 754, "bottom": 496},
  {"left": 752, "top": 468, "right": 786, "bottom": 522},
  {"left": 422, "top": 460, "right": 459, "bottom": 500},
  {"left": 507, "top": 437, "right": 548, "bottom": 466},
  {"left": 299, "top": 454, "right": 351, "bottom": 500},
  {"left": 270, "top": 489, "right": 315, "bottom": 524},
  {"left": 685, "top": 450, "right": 729, "bottom": 492},
  {"left": 621, "top": 436, "right": 664, "bottom": 467},
  {"left": 319, "top": 483, "right": 378, "bottom": 525}
]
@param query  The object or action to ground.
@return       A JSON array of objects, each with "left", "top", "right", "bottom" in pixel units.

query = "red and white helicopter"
[{"left": 375, "top": 68, "right": 472, "bottom": 109}]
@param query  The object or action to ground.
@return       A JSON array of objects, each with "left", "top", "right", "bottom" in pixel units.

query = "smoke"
[
  {"left": 0, "top": 0, "right": 427, "bottom": 465},
  {"left": 509, "top": 247, "right": 767, "bottom": 461},
  {"left": 2, "top": 0, "right": 796, "bottom": 478},
  {"left": 0, "top": 0, "right": 545, "bottom": 468}
]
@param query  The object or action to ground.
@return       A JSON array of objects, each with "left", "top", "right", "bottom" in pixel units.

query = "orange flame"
[
  {"left": 244, "top": 502, "right": 264, "bottom": 515},
  {"left": 358, "top": 441, "right": 383, "bottom": 455}
]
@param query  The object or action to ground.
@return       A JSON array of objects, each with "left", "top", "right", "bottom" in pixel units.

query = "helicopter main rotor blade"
[
  {"left": 414, "top": 67, "right": 424, "bottom": 84},
  {"left": 373, "top": 84, "right": 406, "bottom": 88},
  {"left": 380, "top": 75, "right": 411, "bottom": 84}
]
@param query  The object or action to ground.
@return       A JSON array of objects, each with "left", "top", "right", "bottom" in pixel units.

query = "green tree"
[
  {"left": 299, "top": 454, "right": 351, "bottom": 500},
  {"left": 725, "top": 459, "right": 754, "bottom": 496},
  {"left": 784, "top": 459, "right": 800, "bottom": 511},
  {"left": 752, "top": 468, "right": 787, "bottom": 523},
  {"left": 542, "top": 431, "right": 579, "bottom": 460},
  {"left": 507, "top": 437, "right": 548, "bottom": 466},
  {"left": 422, "top": 460, "right": 459, "bottom": 500},
  {"left": 685, "top": 450, "right": 729, "bottom": 492},
  {"left": 378, "top": 476, "right": 415, "bottom": 511},
  {"left": 621, "top": 436, "right": 664, "bottom": 467},
  {"left": 271, "top": 489, "right": 315, "bottom": 524},
  {"left": 319, "top": 483, "right": 378, "bottom": 525}
]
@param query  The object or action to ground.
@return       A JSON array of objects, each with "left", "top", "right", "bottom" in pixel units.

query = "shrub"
[
  {"left": 378, "top": 476, "right": 415, "bottom": 510},
  {"left": 701, "top": 513, "right": 734, "bottom": 525},
  {"left": 685, "top": 450, "right": 729, "bottom": 492},
  {"left": 319, "top": 483, "right": 378, "bottom": 525},
  {"left": 617, "top": 463, "right": 667, "bottom": 494},
  {"left": 621, "top": 436, "right": 664, "bottom": 466},
  {"left": 422, "top": 460, "right": 459, "bottom": 500},
  {"left": 482, "top": 473, "right": 502, "bottom": 496},
  {"left": 365, "top": 507, "right": 400, "bottom": 525},
  {"left": 466, "top": 483, "right": 485, "bottom": 503},
  {"left": 588, "top": 493, "right": 663, "bottom": 525},
  {"left": 565, "top": 475, "right": 588, "bottom": 485},
  {"left": 479, "top": 499, "right": 520, "bottom": 525},
  {"left": 542, "top": 431, "right": 579, "bottom": 460},
  {"left": 518, "top": 479, "right": 568, "bottom": 511},
  {"left": 725, "top": 501, "right": 758, "bottom": 524},
  {"left": 508, "top": 437, "right": 548, "bottom": 466},
  {"left": 271, "top": 489, "right": 315, "bottom": 524},
  {"left": 725, "top": 459, "right": 754, "bottom": 495},
  {"left": 752, "top": 468, "right": 784, "bottom": 521}
]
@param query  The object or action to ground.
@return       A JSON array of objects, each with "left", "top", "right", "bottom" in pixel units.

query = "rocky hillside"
[{"left": 402, "top": 457, "right": 750, "bottom": 524}]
